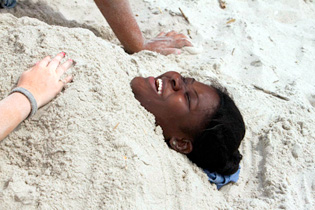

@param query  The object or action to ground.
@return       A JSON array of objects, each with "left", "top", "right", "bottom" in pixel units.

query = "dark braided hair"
[{"left": 187, "top": 87, "right": 245, "bottom": 175}]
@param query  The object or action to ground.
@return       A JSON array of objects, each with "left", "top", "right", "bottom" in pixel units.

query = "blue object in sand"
[
  {"left": 0, "top": 0, "right": 17, "bottom": 8},
  {"left": 204, "top": 166, "right": 241, "bottom": 190}
]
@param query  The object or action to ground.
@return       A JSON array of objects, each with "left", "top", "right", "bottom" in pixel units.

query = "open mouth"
[{"left": 155, "top": 78, "right": 163, "bottom": 95}]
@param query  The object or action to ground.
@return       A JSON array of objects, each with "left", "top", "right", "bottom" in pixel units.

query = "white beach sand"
[{"left": 0, "top": 0, "right": 314, "bottom": 209}]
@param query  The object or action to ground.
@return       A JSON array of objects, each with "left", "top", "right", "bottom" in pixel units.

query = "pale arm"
[
  {"left": 94, "top": 0, "right": 192, "bottom": 55},
  {"left": 0, "top": 93, "right": 32, "bottom": 140},
  {"left": 0, "top": 53, "right": 74, "bottom": 141}
]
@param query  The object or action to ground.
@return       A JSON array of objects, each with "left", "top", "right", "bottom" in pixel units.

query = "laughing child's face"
[{"left": 131, "top": 71, "right": 220, "bottom": 154}]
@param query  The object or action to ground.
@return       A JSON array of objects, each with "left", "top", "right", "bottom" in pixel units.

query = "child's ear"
[{"left": 169, "top": 137, "right": 193, "bottom": 154}]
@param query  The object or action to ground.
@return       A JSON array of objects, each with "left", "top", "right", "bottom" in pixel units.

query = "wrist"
[
  {"left": 9, "top": 87, "right": 38, "bottom": 119},
  {"left": 8, "top": 92, "right": 32, "bottom": 121},
  {"left": 124, "top": 40, "right": 145, "bottom": 54}
]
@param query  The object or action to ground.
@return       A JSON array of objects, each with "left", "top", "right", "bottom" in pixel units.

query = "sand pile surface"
[{"left": 0, "top": 0, "right": 314, "bottom": 209}]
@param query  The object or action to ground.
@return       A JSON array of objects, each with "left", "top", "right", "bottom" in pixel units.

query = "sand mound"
[
  {"left": 0, "top": 0, "right": 314, "bottom": 209},
  {"left": 0, "top": 13, "right": 225, "bottom": 209}
]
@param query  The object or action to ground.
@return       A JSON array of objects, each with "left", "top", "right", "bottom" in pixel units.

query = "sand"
[{"left": 0, "top": 0, "right": 314, "bottom": 209}]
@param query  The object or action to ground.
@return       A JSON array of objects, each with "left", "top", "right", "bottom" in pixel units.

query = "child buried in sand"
[
  {"left": 131, "top": 72, "right": 245, "bottom": 189},
  {"left": 0, "top": 56, "right": 245, "bottom": 190}
]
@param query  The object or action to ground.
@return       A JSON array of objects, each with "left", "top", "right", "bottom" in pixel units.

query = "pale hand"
[{"left": 16, "top": 52, "right": 74, "bottom": 108}]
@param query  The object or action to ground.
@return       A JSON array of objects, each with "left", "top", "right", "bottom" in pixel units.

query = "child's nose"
[{"left": 170, "top": 73, "right": 183, "bottom": 91}]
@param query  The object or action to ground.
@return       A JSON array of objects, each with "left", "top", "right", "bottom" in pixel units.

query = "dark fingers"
[
  {"left": 172, "top": 33, "right": 189, "bottom": 39},
  {"left": 165, "top": 30, "right": 177, "bottom": 36},
  {"left": 174, "top": 38, "right": 193, "bottom": 48},
  {"left": 157, "top": 32, "right": 166, "bottom": 37}
]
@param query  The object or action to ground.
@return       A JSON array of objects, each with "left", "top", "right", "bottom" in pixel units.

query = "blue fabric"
[
  {"left": 204, "top": 166, "right": 241, "bottom": 190},
  {"left": 0, "top": 0, "right": 17, "bottom": 8}
]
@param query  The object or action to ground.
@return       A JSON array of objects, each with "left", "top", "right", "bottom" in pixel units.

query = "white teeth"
[{"left": 157, "top": 79, "right": 163, "bottom": 95}]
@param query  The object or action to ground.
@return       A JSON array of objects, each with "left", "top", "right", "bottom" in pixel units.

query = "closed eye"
[
  {"left": 182, "top": 76, "right": 194, "bottom": 85},
  {"left": 185, "top": 92, "right": 190, "bottom": 108},
  {"left": 182, "top": 76, "right": 187, "bottom": 84}
]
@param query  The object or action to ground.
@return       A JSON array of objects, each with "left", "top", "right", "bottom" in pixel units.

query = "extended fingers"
[
  {"left": 37, "top": 56, "right": 51, "bottom": 68},
  {"left": 165, "top": 30, "right": 177, "bottom": 37},
  {"left": 174, "top": 38, "right": 193, "bottom": 48},
  {"left": 48, "top": 52, "right": 66, "bottom": 70},
  {"left": 64, "top": 75, "right": 73, "bottom": 83},
  {"left": 56, "top": 59, "right": 74, "bottom": 77},
  {"left": 59, "top": 75, "right": 73, "bottom": 86},
  {"left": 157, "top": 32, "right": 166, "bottom": 37},
  {"left": 167, "top": 32, "right": 192, "bottom": 46},
  {"left": 172, "top": 33, "right": 189, "bottom": 40},
  {"left": 161, "top": 31, "right": 193, "bottom": 47},
  {"left": 159, "top": 31, "right": 186, "bottom": 38},
  {"left": 57, "top": 75, "right": 73, "bottom": 92}
]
